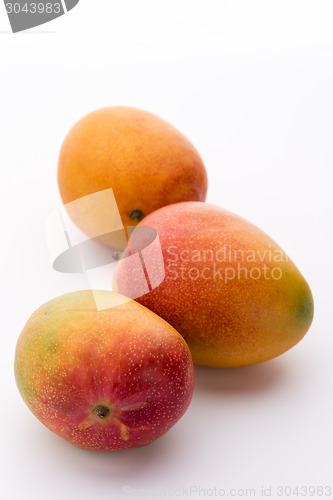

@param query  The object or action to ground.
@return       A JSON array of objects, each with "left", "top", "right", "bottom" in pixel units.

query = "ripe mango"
[
  {"left": 57, "top": 107, "right": 207, "bottom": 248},
  {"left": 14, "top": 291, "right": 194, "bottom": 451},
  {"left": 113, "top": 202, "right": 314, "bottom": 367}
]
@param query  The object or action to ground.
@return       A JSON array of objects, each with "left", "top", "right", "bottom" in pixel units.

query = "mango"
[
  {"left": 57, "top": 107, "right": 207, "bottom": 248},
  {"left": 113, "top": 202, "right": 314, "bottom": 367},
  {"left": 14, "top": 290, "right": 194, "bottom": 451}
]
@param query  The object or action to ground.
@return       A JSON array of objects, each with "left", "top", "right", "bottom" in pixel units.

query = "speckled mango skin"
[
  {"left": 57, "top": 107, "right": 207, "bottom": 247},
  {"left": 14, "top": 291, "right": 194, "bottom": 451},
  {"left": 113, "top": 202, "right": 314, "bottom": 367}
]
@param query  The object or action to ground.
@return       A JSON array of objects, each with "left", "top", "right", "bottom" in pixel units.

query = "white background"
[{"left": 1, "top": 1, "right": 333, "bottom": 499}]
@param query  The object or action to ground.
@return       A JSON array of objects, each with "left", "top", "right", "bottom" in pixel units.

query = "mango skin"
[
  {"left": 14, "top": 291, "right": 194, "bottom": 451},
  {"left": 57, "top": 107, "right": 207, "bottom": 247},
  {"left": 113, "top": 202, "right": 314, "bottom": 367}
]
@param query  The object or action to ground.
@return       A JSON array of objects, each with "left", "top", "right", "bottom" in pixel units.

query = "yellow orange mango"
[{"left": 58, "top": 107, "right": 207, "bottom": 249}]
